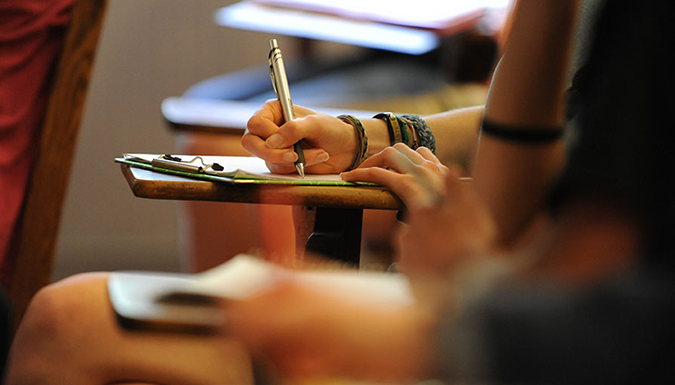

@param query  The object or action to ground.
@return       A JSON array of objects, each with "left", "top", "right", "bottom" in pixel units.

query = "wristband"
[
  {"left": 338, "top": 115, "right": 369, "bottom": 169},
  {"left": 373, "top": 112, "right": 402, "bottom": 146},
  {"left": 481, "top": 119, "right": 564, "bottom": 144}
]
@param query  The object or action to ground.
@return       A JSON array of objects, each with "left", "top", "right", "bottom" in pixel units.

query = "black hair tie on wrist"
[{"left": 481, "top": 119, "right": 564, "bottom": 144}]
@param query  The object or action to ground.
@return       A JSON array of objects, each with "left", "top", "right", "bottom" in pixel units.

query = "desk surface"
[
  {"left": 216, "top": 1, "right": 508, "bottom": 55},
  {"left": 216, "top": 2, "right": 439, "bottom": 55},
  {"left": 122, "top": 165, "right": 402, "bottom": 210},
  {"left": 161, "top": 97, "right": 379, "bottom": 134}
]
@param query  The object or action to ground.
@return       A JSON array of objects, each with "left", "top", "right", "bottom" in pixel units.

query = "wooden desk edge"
[
  {"left": 165, "top": 120, "right": 245, "bottom": 135},
  {"left": 121, "top": 164, "right": 403, "bottom": 210}
]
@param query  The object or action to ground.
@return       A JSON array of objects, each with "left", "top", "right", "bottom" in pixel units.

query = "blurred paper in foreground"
[{"left": 109, "top": 255, "right": 413, "bottom": 334}]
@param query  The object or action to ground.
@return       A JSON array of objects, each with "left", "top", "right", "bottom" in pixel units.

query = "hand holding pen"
[
  {"left": 268, "top": 38, "right": 306, "bottom": 177},
  {"left": 243, "top": 39, "right": 373, "bottom": 174}
]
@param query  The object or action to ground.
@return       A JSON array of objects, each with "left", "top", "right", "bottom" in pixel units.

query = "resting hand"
[
  {"left": 342, "top": 144, "right": 495, "bottom": 296},
  {"left": 225, "top": 278, "right": 434, "bottom": 383},
  {"left": 242, "top": 101, "right": 357, "bottom": 174},
  {"left": 341, "top": 143, "right": 450, "bottom": 211},
  {"left": 397, "top": 167, "right": 497, "bottom": 301}
]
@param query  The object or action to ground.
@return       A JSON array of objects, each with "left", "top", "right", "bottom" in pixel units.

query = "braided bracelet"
[
  {"left": 338, "top": 114, "right": 368, "bottom": 169},
  {"left": 401, "top": 114, "right": 436, "bottom": 154},
  {"left": 481, "top": 119, "right": 564, "bottom": 144}
]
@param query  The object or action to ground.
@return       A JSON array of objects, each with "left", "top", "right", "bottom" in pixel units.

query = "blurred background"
[
  {"left": 54, "top": 0, "right": 277, "bottom": 278},
  {"left": 52, "top": 0, "right": 498, "bottom": 279}
]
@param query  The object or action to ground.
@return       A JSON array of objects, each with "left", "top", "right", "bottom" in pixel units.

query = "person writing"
[
  {"left": 229, "top": 0, "right": 577, "bottom": 382},
  {"left": 9, "top": 0, "right": 675, "bottom": 384},
  {"left": 228, "top": 0, "right": 675, "bottom": 383},
  {"left": 7, "top": 0, "right": 573, "bottom": 382}
]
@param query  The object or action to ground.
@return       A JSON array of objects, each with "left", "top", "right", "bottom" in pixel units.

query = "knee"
[
  {"left": 13, "top": 272, "right": 110, "bottom": 352},
  {"left": 4, "top": 273, "right": 109, "bottom": 383}
]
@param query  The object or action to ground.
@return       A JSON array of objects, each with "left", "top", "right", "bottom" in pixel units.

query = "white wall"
[{"left": 54, "top": 1, "right": 298, "bottom": 279}]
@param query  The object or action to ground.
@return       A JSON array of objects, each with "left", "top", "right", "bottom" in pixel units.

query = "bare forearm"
[
  {"left": 425, "top": 106, "right": 484, "bottom": 172},
  {"left": 473, "top": 0, "right": 580, "bottom": 248},
  {"left": 486, "top": 0, "right": 579, "bottom": 126}
]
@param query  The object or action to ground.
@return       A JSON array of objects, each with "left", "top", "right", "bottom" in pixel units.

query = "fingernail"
[
  {"left": 266, "top": 134, "right": 284, "bottom": 148},
  {"left": 316, "top": 152, "right": 330, "bottom": 163},
  {"left": 283, "top": 152, "right": 298, "bottom": 162}
]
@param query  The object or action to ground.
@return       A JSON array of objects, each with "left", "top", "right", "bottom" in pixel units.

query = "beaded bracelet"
[
  {"left": 481, "top": 119, "right": 564, "bottom": 144},
  {"left": 337, "top": 114, "right": 369, "bottom": 169}
]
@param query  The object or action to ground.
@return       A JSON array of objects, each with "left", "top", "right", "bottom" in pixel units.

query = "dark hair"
[{"left": 551, "top": 0, "right": 675, "bottom": 268}]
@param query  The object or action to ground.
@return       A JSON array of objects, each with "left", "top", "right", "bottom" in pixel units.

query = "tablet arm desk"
[{"left": 121, "top": 165, "right": 402, "bottom": 265}]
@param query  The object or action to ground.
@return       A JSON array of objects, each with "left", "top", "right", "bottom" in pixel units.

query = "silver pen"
[{"left": 268, "top": 38, "right": 305, "bottom": 177}]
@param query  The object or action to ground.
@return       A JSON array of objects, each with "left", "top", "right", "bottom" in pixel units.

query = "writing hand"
[{"left": 242, "top": 100, "right": 357, "bottom": 174}]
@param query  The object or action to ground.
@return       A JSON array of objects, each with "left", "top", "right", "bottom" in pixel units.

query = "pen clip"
[
  {"left": 268, "top": 47, "right": 280, "bottom": 98},
  {"left": 152, "top": 154, "right": 224, "bottom": 174}
]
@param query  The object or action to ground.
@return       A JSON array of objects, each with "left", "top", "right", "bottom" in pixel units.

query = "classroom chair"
[{"left": 7, "top": 0, "right": 108, "bottom": 330}]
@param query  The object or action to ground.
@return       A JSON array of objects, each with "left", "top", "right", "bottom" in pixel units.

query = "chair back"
[{"left": 8, "top": 0, "right": 108, "bottom": 329}]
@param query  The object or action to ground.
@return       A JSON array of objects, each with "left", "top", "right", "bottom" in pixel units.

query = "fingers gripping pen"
[{"left": 268, "top": 38, "right": 306, "bottom": 177}]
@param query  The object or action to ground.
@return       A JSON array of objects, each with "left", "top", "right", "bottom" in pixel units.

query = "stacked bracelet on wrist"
[
  {"left": 372, "top": 112, "right": 402, "bottom": 146},
  {"left": 373, "top": 112, "right": 436, "bottom": 154},
  {"left": 337, "top": 114, "right": 368, "bottom": 169}
]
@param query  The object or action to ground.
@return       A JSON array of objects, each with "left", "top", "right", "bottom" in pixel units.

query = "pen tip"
[{"left": 296, "top": 163, "right": 305, "bottom": 179}]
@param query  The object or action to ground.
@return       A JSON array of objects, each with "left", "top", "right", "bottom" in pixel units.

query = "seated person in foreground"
[
  {"left": 7, "top": 0, "right": 674, "bottom": 384},
  {"left": 231, "top": 1, "right": 675, "bottom": 382}
]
